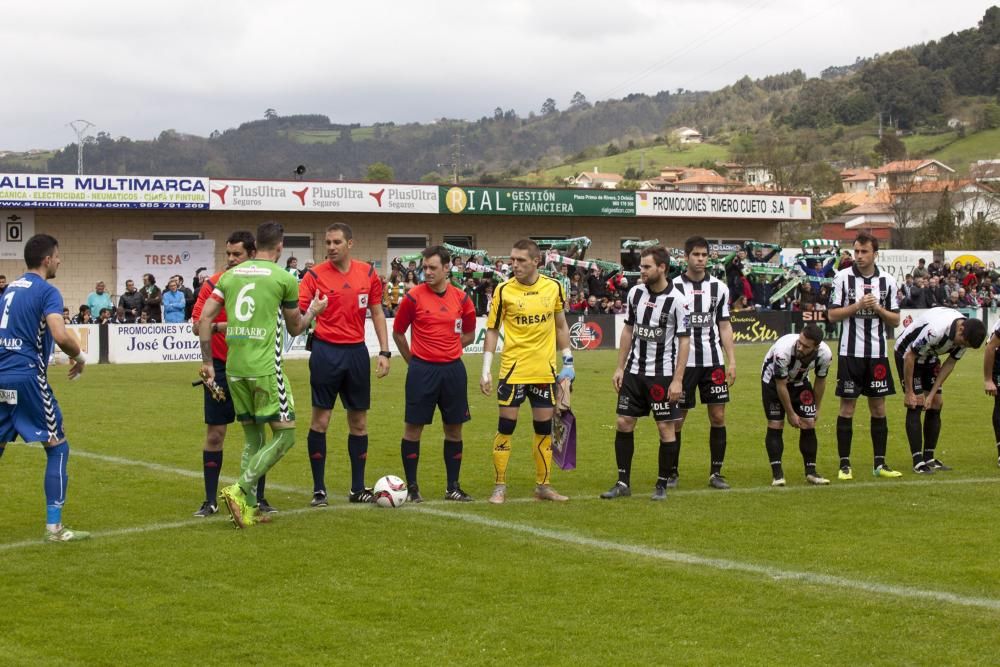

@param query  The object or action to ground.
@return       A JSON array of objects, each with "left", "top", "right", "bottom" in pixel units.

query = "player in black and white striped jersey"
[
  {"left": 671, "top": 236, "right": 736, "bottom": 490},
  {"left": 983, "top": 318, "right": 1000, "bottom": 467},
  {"left": 601, "top": 245, "right": 690, "bottom": 501},
  {"left": 760, "top": 324, "right": 833, "bottom": 486},
  {"left": 828, "top": 232, "right": 902, "bottom": 480},
  {"left": 894, "top": 307, "right": 986, "bottom": 474}
]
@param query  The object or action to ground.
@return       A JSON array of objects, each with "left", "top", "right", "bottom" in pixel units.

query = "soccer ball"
[{"left": 373, "top": 475, "right": 408, "bottom": 508}]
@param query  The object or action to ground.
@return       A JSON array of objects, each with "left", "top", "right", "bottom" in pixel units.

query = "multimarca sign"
[{"left": 0, "top": 174, "right": 210, "bottom": 209}]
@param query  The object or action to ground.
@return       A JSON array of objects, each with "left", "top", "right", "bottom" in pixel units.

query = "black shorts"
[
  {"left": 204, "top": 358, "right": 236, "bottom": 425},
  {"left": 894, "top": 353, "right": 941, "bottom": 395},
  {"left": 679, "top": 366, "right": 730, "bottom": 410},
  {"left": 497, "top": 381, "right": 556, "bottom": 409},
  {"left": 835, "top": 356, "right": 895, "bottom": 399},
  {"left": 762, "top": 380, "right": 818, "bottom": 422},
  {"left": 617, "top": 373, "right": 678, "bottom": 422},
  {"left": 309, "top": 339, "right": 371, "bottom": 411},
  {"left": 405, "top": 357, "right": 471, "bottom": 425}
]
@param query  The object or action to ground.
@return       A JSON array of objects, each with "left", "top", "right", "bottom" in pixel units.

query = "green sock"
[
  {"left": 239, "top": 427, "right": 296, "bottom": 505},
  {"left": 238, "top": 422, "right": 265, "bottom": 502}
]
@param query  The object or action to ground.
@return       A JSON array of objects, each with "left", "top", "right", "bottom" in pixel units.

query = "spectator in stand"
[
  {"left": 947, "top": 290, "right": 961, "bottom": 309},
  {"left": 815, "top": 284, "right": 831, "bottom": 311},
  {"left": 901, "top": 275, "right": 914, "bottom": 302},
  {"left": 599, "top": 296, "right": 611, "bottom": 313},
  {"left": 798, "top": 281, "right": 817, "bottom": 312},
  {"left": 96, "top": 308, "right": 112, "bottom": 325},
  {"left": 569, "top": 272, "right": 585, "bottom": 303},
  {"left": 112, "top": 306, "right": 129, "bottom": 324},
  {"left": 839, "top": 250, "right": 853, "bottom": 271},
  {"left": 383, "top": 269, "right": 406, "bottom": 317},
  {"left": 162, "top": 278, "right": 187, "bottom": 323},
  {"left": 904, "top": 276, "right": 932, "bottom": 309},
  {"left": 86, "top": 281, "right": 113, "bottom": 317},
  {"left": 586, "top": 266, "right": 606, "bottom": 299},
  {"left": 404, "top": 270, "right": 419, "bottom": 292},
  {"left": 141, "top": 273, "right": 162, "bottom": 321},
  {"left": 71, "top": 305, "right": 93, "bottom": 324},
  {"left": 192, "top": 267, "right": 209, "bottom": 294},
  {"left": 962, "top": 267, "right": 980, "bottom": 293},
  {"left": 980, "top": 280, "right": 998, "bottom": 308},
  {"left": 118, "top": 279, "right": 143, "bottom": 323},
  {"left": 751, "top": 275, "right": 772, "bottom": 310},
  {"left": 171, "top": 275, "right": 195, "bottom": 320},
  {"left": 928, "top": 276, "right": 946, "bottom": 307},
  {"left": 927, "top": 258, "right": 944, "bottom": 277},
  {"left": 0, "top": 274, "right": 6, "bottom": 296},
  {"left": 62, "top": 307, "right": 71, "bottom": 324},
  {"left": 610, "top": 297, "right": 627, "bottom": 315},
  {"left": 911, "top": 258, "right": 929, "bottom": 280},
  {"left": 300, "top": 259, "right": 315, "bottom": 279},
  {"left": 957, "top": 288, "right": 978, "bottom": 308},
  {"left": 569, "top": 292, "right": 587, "bottom": 312},
  {"left": 285, "top": 257, "right": 299, "bottom": 277},
  {"left": 731, "top": 294, "right": 752, "bottom": 312},
  {"left": 583, "top": 295, "right": 601, "bottom": 315},
  {"left": 944, "top": 274, "right": 960, "bottom": 300},
  {"left": 138, "top": 309, "right": 157, "bottom": 324}
]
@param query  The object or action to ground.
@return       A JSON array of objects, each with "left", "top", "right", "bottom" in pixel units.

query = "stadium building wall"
[{"left": 0, "top": 208, "right": 780, "bottom": 310}]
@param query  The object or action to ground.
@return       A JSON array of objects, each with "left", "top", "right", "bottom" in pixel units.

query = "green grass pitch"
[{"left": 2, "top": 344, "right": 999, "bottom": 664}]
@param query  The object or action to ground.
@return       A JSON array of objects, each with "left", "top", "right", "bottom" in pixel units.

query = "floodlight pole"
[{"left": 68, "top": 119, "right": 95, "bottom": 175}]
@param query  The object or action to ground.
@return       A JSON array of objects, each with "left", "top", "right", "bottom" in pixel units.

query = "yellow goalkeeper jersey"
[{"left": 487, "top": 274, "right": 566, "bottom": 384}]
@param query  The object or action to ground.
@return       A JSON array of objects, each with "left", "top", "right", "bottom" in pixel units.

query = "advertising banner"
[
  {"left": 877, "top": 249, "right": 933, "bottom": 283},
  {"left": 50, "top": 324, "right": 100, "bottom": 365},
  {"left": 209, "top": 179, "right": 438, "bottom": 213},
  {"left": 1, "top": 210, "right": 34, "bottom": 259},
  {"left": 440, "top": 186, "right": 635, "bottom": 217},
  {"left": 729, "top": 310, "right": 789, "bottom": 344},
  {"left": 107, "top": 323, "right": 201, "bottom": 364},
  {"left": 115, "top": 240, "right": 216, "bottom": 296},
  {"left": 944, "top": 250, "right": 1000, "bottom": 270},
  {"left": 565, "top": 313, "right": 616, "bottom": 350},
  {"left": 635, "top": 191, "right": 811, "bottom": 220},
  {"left": 789, "top": 310, "right": 841, "bottom": 340},
  {"left": 0, "top": 173, "right": 209, "bottom": 209}
]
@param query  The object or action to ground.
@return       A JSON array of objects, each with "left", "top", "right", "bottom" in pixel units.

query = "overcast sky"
[{"left": 1, "top": 1, "right": 992, "bottom": 151}]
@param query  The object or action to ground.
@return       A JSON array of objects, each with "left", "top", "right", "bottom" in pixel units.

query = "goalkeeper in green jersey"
[{"left": 198, "top": 221, "right": 327, "bottom": 528}]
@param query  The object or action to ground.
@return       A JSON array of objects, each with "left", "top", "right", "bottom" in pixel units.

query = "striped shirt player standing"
[
  {"left": 198, "top": 221, "right": 328, "bottom": 529},
  {"left": 0, "top": 234, "right": 89, "bottom": 543},
  {"left": 601, "top": 245, "right": 690, "bottom": 501},
  {"left": 672, "top": 235, "right": 736, "bottom": 490},
  {"left": 894, "top": 307, "right": 986, "bottom": 474},
  {"left": 983, "top": 318, "right": 1000, "bottom": 467},
  {"left": 760, "top": 325, "right": 833, "bottom": 487},
  {"left": 827, "top": 232, "right": 902, "bottom": 480},
  {"left": 298, "top": 222, "right": 391, "bottom": 506},
  {"left": 392, "top": 245, "right": 477, "bottom": 503}
]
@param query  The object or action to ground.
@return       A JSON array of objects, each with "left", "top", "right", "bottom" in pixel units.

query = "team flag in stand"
[{"left": 552, "top": 378, "right": 577, "bottom": 471}]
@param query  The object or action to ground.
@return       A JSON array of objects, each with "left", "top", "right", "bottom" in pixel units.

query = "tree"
[
  {"left": 264, "top": 108, "right": 277, "bottom": 120},
  {"left": 569, "top": 91, "right": 591, "bottom": 111},
  {"left": 365, "top": 162, "right": 394, "bottom": 182},
  {"left": 541, "top": 98, "right": 558, "bottom": 115},
  {"left": 874, "top": 134, "right": 906, "bottom": 163},
  {"left": 494, "top": 107, "right": 504, "bottom": 120},
  {"left": 605, "top": 143, "right": 620, "bottom": 156},
  {"left": 917, "top": 189, "right": 957, "bottom": 247}
]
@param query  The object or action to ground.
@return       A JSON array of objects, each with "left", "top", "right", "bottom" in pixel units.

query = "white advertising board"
[
  {"left": 944, "top": 250, "right": 1000, "bottom": 270},
  {"left": 107, "top": 323, "right": 201, "bottom": 364},
  {"left": 208, "top": 179, "right": 438, "bottom": 213},
  {"left": 0, "top": 173, "right": 209, "bottom": 209},
  {"left": 635, "top": 191, "right": 811, "bottom": 220},
  {"left": 115, "top": 240, "right": 216, "bottom": 296}
]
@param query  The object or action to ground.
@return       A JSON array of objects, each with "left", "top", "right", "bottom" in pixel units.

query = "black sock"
[
  {"left": 672, "top": 431, "right": 682, "bottom": 475},
  {"left": 256, "top": 474, "right": 267, "bottom": 501},
  {"left": 923, "top": 408, "right": 941, "bottom": 462},
  {"left": 307, "top": 429, "right": 327, "bottom": 492},
  {"left": 993, "top": 396, "right": 1000, "bottom": 446},
  {"left": 657, "top": 440, "right": 675, "bottom": 487},
  {"left": 614, "top": 430, "right": 634, "bottom": 485},
  {"left": 444, "top": 440, "right": 463, "bottom": 490},
  {"left": 905, "top": 408, "right": 923, "bottom": 463},
  {"left": 348, "top": 434, "right": 369, "bottom": 493},
  {"left": 765, "top": 427, "right": 784, "bottom": 477},
  {"left": 401, "top": 438, "right": 420, "bottom": 485},
  {"left": 202, "top": 450, "right": 223, "bottom": 503},
  {"left": 871, "top": 416, "right": 888, "bottom": 468},
  {"left": 799, "top": 429, "right": 818, "bottom": 475},
  {"left": 837, "top": 416, "right": 853, "bottom": 467},
  {"left": 709, "top": 426, "right": 726, "bottom": 475}
]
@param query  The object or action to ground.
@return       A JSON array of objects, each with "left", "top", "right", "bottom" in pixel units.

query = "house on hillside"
[
  {"left": 971, "top": 159, "right": 1000, "bottom": 184},
  {"left": 726, "top": 164, "right": 774, "bottom": 189},
  {"left": 567, "top": 167, "right": 623, "bottom": 189},
  {"left": 872, "top": 159, "right": 954, "bottom": 190},
  {"left": 672, "top": 127, "right": 703, "bottom": 144},
  {"left": 637, "top": 166, "right": 687, "bottom": 190},
  {"left": 840, "top": 169, "right": 877, "bottom": 194},
  {"left": 890, "top": 179, "right": 998, "bottom": 227},
  {"left": 638, "top": 167, "right": 742, "bottom": 193}
]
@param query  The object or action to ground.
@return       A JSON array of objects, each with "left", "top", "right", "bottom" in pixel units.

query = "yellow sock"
[
  {"left": 493, "top": 433, "right": 511, "bottom": 484},
  {"left": 533, "top": 431, "right": 552, "bottom": 485}
]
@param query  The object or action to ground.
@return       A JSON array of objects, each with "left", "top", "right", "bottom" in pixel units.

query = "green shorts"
[{"left": 228, "top": 372, "right": 296, "bottom": 424}]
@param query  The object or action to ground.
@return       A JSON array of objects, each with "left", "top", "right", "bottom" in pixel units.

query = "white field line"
[{"left": 416, "top": 506, "right": 1000, "bottom": 613}]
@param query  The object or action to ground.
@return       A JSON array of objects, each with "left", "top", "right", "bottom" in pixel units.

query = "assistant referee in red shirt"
[
  {"left": 392, "top": 245, "right": 477, "bottom": 502},
  {"left": 299, "top": 222, "right": 391, "bottom": 505}
]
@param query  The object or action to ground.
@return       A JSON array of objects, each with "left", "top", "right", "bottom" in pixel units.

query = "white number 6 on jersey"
[{"left": 234, "top": 283, "right": 256, "bottom": 321}]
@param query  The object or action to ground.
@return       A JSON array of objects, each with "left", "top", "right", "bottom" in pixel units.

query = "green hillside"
[
  {"left": 523, "top": 142, "right": 729, "bottom": 185},
  {"left": 925, "top": 128, "right": 1000, "bottom": 173}
]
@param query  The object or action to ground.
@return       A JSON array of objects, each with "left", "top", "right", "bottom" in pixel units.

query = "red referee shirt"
[
  {"left": 191, "top": 271, "right": 228, "bottom": 361},
  {"left": 299, "top": 259, "right": 382, "bottom": 344},
  {"left": 393, "top": 283, "right": 476, "bottom": 363}
]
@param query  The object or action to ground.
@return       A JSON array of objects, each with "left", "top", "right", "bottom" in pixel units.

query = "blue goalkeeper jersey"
[{"left": 0, "top": 273, "right": 64, "bottom": 377}]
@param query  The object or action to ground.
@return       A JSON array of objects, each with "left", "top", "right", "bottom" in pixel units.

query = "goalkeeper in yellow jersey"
[{"left": 480, "top": 239, "right": 575, "bottom": 503}]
